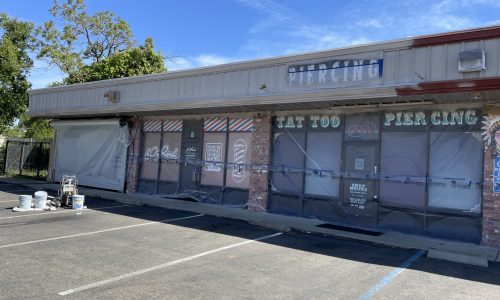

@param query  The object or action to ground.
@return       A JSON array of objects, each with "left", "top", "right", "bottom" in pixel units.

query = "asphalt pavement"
[{"left": 0, "top": 182, "right": 499, "bottom": 299}]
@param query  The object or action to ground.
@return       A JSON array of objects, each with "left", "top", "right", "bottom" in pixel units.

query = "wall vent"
[{"left": 458, "top": 49, "right": 485, "bottom": 72}]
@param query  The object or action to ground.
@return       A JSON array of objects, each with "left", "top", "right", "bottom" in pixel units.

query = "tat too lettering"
[{"left": 276, "top": 115, "right": 340, "bottom": 129}]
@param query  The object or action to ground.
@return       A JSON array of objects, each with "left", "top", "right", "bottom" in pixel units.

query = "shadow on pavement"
[{"left": 1, "top": 180, "right": 499, "bottom": 287}]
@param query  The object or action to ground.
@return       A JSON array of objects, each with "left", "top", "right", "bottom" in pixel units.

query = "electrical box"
[{"left": 105, "top": 91, "right": 120, "bottom": 103}]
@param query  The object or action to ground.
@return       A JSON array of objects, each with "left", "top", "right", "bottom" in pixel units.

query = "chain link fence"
[{"left": 1, "top": 139, "right": 51, "bottom": 179}]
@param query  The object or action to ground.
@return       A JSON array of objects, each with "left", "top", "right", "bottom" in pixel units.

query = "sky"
[{"left": 1, "top": 0, "right": 500, "bottom": 89}]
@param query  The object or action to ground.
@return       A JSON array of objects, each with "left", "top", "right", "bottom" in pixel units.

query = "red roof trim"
[
  {"left": 396, "top": 77, "right": 500, "bottom": 96},
  {"left": 412, "top": 26, "right": 500, "bottom": 47}
]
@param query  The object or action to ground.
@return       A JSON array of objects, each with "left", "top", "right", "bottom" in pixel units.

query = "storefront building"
[{"left": 28, "top": 26, "right": 500, "bottom": 247}]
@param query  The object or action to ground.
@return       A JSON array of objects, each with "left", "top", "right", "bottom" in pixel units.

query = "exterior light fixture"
[{"left": 105, "top": 91, "right": 120, "bottom": 103}]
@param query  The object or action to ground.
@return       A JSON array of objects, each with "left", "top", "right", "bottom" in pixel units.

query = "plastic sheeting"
[
  {"left": 137, "top": 117, "right": 253, "bottom": 207},
  {"left": 268, "top": 108, "right": 484, "bottom": 243},
  {"left": 201, "top": 133, "right": 226, "bottom": 186},
  {"left": 159, "top": 132, "right": 182, "bottom": 182},
  {"left": 134, "top": 108, "right": 484, "bottom": 243},
  {"left": 428, "top": 131, "right": 483, "bottom": 212},
  {"left": 380, "top": 132, "right": 427, "bottom": 209},
  {"left": 226, "top": 132, "right": 253, "bottom": 189},
  {"left": 305, "top": 132, "right": 342, "bottom": 197},
  {"left": 140, "top": 132, "right": 161, "bottom": 180},
  {"left": 271, "top": 131, "right": 306, "bottom": 195},
  {"left": 51, "top": 119, "right": 130, "bottom": 191}
]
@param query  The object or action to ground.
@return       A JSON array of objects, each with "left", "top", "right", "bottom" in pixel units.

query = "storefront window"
[
  {"left": 345, "top": 113, "right": 379, "bottom": 141},
  {"left": 380, "top": 132, "right": 427, "bottom": 209},
  {"left": 201, "top": 117, "right": 227, "bottom": 186},
  {"left": 305, "top": 131, "right": 342, "bottom": 197},
  {"left": 271, "top": 128, "right": 306, "bottom": 195},
  {"left": 225, "top": 132, "right": 252, "bottom": 189},
  {"left": 140, "top": 120, "right": 161, "bottom": 180},
  {"left": 428, "top": 131, "right": 483, "bottom": 212},
  {"left": 159, "top": 130, "right": 182, "bottom": 182}
]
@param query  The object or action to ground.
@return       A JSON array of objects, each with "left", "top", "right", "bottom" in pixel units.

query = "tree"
[
  {"left": 66, "top": 38, "right": 165, "bottom": 84},
  {"left": 36, "top": 0, "right": 134, "bottom": 80},
  {"left": 0, "top": 14, "right": 34, "bottom": 134},
  {"left": 28, "top": 0, "right": 166, "bottom": 140},
  {"left": 21, "top": 117, "right": 54, "bottom": 140}
]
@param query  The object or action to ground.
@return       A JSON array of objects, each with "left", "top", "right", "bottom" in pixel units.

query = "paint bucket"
[
  {"left": 72, "top": 195, "right": 85, "bottom": 210},
  {"left": 18, "top": 195, "right": 32, "bottom": 209},
  {"left": 34, "top": 191, "right": 48, "bottom": 209}
]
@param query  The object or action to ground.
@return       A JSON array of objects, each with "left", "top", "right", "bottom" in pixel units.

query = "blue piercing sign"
[{"left": 494, "top": 157, "right": 500, "bottom": 193}]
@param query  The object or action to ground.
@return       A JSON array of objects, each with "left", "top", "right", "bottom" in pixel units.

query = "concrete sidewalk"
[{"left": 2, "top": 176, "right": 498, "bottom": 267}]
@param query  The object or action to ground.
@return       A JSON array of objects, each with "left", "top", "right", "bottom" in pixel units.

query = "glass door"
[
  {"left": 179, "top": 119, "right": 204, "bottom": 192},
  {"left": 342, "top": 143, "right": 379, "bottom": 221}
]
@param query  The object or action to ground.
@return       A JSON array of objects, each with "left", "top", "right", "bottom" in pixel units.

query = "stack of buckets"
[
  {"left": 18, "top": 191, "right": 48, "bottom": 209},
  {"left": 17, "top": 192, "right": 85, "bottom": 210}
]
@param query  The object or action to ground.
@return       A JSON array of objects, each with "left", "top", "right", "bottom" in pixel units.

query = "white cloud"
[
  {"left": 196, "top": 54, "right": 234, "bottom": 66},
  {"left": 237, "top": 0, "right": 374, "bottom": 55},
  {"left": 367, "top": 0, "right": 499, "bottom": 35},
  {"left": 237, "top": 0, "right": 295, "bottom": 33},
  {"left": 355, "top": 19, "right": 386, "bottom": 29},
  {"left": 167, "top": 57, "right": 195, "bottom": 71},
  {"left": 487, "top": 19, "right": 500, "bottom": 26},
  {"left": 167, "top": 54, "right": 245, "bottom": 71}
]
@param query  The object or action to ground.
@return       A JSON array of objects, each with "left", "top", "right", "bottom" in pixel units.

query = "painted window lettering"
[
  {"left": 232, "top": 139, "right": 247, "bottom": 183},
  {"left": 144, "top": 146, "right": 159, "bottom": 161},
  {"left": 276, "top": 115, "right": 340, "bottom": 129},
  {"left": 346, "top": 123, "right": 378, "bottom": 137},
  {"left": 310, "top": 115, "right": 340, "bottom": 128},
  {"left": 384, "top": 111, "right": 427, "bottom": 126},
  {"left": 185, "top": 147, "right": 197, "bottom": 161},
  {"left": 161, "top": 144, "right": 179, "bottom": 160},
  {"left": 383, "top": 109, "right": 478, "bottom": 127},
  {"left": 144, "top": 145, "right": 180, "bottom": 161},
  {"left": 276, "top": 115, "right": 304, "bottom": 129},
  {"left": 205, "top": 143, "right": 223, "bottom": 172}
]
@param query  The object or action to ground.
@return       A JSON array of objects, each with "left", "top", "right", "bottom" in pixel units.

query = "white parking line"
[
  {"left": 0, "top": 200, "right": 19, "bottom": 203},
  {"left": 0, "top": 214, "right": 204, "bottom": 250},
  {"left": 0, "top": 205, "right": 130, "bottom": 220},
  {"left": 58, "top": 231, "right": 283, "bottom": 296}
]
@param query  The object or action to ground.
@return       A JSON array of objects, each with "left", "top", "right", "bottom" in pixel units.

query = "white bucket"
[
  {"left": 18, "top": 195, "right": 32, "bottom": 209},
  {"left": 34, "top": 191, "right": 48, "bottom": 209},
  {"left": 72, "top": 195, "right": 85, "bottom": 210}
]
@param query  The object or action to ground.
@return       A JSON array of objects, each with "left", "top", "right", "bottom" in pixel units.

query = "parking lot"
[{"left": 1, "top": 181, "right": 500, "bottom": 299}]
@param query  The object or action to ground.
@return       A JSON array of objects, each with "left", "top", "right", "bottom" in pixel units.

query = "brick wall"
[
  {"left": 247, "top": 112, "right": 271, "bottom": 212},
  {"left": 482, "top": 106, "right": 500, "bottom": 248},
  {"left": 481, "top": 146, "right": 500, "bottom": 247},
  {"left": 126, "top": 118, "right": 141, "bottom": 194}
]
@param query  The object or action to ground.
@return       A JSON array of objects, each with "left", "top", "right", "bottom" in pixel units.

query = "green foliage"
[
  {"left": 36, "top": 0, "right": 166, "bottom": 85},
  {"left": 36, "top": 0, "right": 134, "bottom": 78},
  {"left": 2, "top": 126, "right": 24, "bottom": 138},
  {"left": 21, "top": 116, "right": 54, "bottom": 140},
  {"left": 66, "top": 38, "right": 166, "bottom": 84},
  {"left": 0, "top": 14, "right": 34, "bottom": 133}
]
